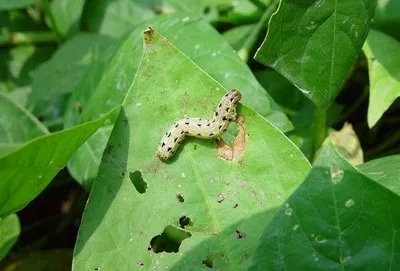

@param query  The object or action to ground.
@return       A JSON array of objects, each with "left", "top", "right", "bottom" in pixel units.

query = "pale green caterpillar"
[{"left": 156, "top": 90, "right": 242, "bottom": 161}]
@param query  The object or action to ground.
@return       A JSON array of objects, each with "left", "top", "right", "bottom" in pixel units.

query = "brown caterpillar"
[{"left": 156, "top": 90, "right": 242, "bottom": 161}]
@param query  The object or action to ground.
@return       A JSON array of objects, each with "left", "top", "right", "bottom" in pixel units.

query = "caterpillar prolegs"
[{"left": 156, "top": 90, "right": 242, "bottom": 161}]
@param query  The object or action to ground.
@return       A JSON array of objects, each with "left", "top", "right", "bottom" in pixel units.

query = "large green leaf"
[
  {"left": 255, "top": 0, "right": 376, "bottom": 107},
  {"left": 73, "top": 29, "right": 310, "bottom": 270},
  {"left": 358, "top": 154, "right": 400, "bottom": 197},
  {"left": 0, "top": 214, "right": 19, "bottom": 262},
  {"left": 249, "top": 143, "right": 400, "bottom": 270},
  {"left": 0, "top": 106, "right": 120, "bottom": 218},
  {"left": 66, "top": 13, "right": 292, "bottom": 190},
  {"left": 0, "top": 92, "right": 48, "bottom": 155},
  {"left": 363, "top": 29, "right": 400, "bottom": 128}
]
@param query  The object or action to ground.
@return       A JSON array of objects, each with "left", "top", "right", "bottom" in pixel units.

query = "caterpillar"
[{"left": 156, "top": 89, "right": 242, "bottom": 161}]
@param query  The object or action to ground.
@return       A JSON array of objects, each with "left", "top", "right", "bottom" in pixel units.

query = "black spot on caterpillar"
[{"left": 156, "top": 89, "right": 242, "bottom": 161}]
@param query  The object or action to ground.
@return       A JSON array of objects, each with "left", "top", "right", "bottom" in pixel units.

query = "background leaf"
[
  {"left": 222, "top": 24, "right": 255, "bottom": 51},
  {"left": 0, "top": 92, "right": 48, "bottom": 155},
  {"left": 0, "top": 44, "right": 54, "bottom": 92},
  {"left": 249, "top": 143, "right": 400, "bottom": 270},
  {"left": 72, "top": 29, "right": 310, "bottom": 270},
  {"left": 373, "top": 0, "right": 400, "bottom": 40},
  {"left": 363, "top": 29, "right": 400, "bottom": 127},
  {"left": 255, "top": 0, "right": 376, "bottom": 107},
  {"left": 0, "top": 0, "right": 36, "bottom": 10},
  {"left": 0, "top": 214, "right": 20, "bottom": 262},
  {"left": 29, "top": 33, "right": 117, "bottom": 120},
  {"left": 81, "top": 0, "right": 156, "bottom": 38},
  {"left": 49, "top": 0, "right": 85, "bottom": 37},
  {"left": 0, "top": 106, "right": 120, "bottom": 218}
]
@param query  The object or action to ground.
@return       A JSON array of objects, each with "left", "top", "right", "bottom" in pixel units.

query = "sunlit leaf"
[
  {"left": 363, "top": 29, "right": 400, "bottom": 127},
  {"left": 73, "top": 28, "right": 310, "bottom": 270}
]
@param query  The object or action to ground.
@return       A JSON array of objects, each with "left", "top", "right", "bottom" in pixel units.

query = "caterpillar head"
[
  {"left": 225, "top": 89, "right": 242, "bottom": 104},
  {"left": 222, "top": 89, "right": 241, "bottom": 119}
]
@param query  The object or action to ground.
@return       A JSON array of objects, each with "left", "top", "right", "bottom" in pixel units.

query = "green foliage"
[
  {"left": 0, "top": 0, "right": 399, "bottom": 270},
  {"left": 73, "top": 29, "right": 310, "bottom": 269},
  {"left": 0, "top": 92, "right": 48, "bottom": 154},
  {"left": 363, "top": 30, "right": 400, "bottom": 128},
  {"left": 0, "top": 106, "right": 119, "bottom": 218},
  {"left": 0, "top": 214, "right": 19, "bottom": 262},
  {"left": 255, "top": 0, "right": 376, "bottom": 107},
  {"left": 0, "top": 0, "right": 36, "bottom": 10},
  {"left": 249, "top": 143, "right": 400, "bottom": 270}
]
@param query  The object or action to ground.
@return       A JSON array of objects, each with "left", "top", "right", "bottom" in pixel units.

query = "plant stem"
[
  {"left": 311, "top": 106, "right": 327, "bottom": 162},
  {"left": 0, "top": 31, "right": 58, "bottom": 46},
  {"left": 237, "top": 0, "right": 279, "bottom": 62},
  {"left": 41, "top": 0, "right": 63, "bottom": 42}
]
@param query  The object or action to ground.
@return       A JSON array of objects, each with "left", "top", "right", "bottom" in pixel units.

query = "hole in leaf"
[
  {"left": 217, "top": 193, "right": 225, "bottom": 203},
  {"left": 201, "top": 257, "right": 213, "bottom": 268},
  {"left": 176, "top": 193, "right": 185, "bottom": 202},
  {"left": 216, "top": 116, "right": 247, "bottom": 161},
  {"left": 179, "top": 216, "right": 193, "bottom": 228},
  {"left": 235, "top": 229, "right": 246, "bottom": 239},
  {"left": 220, "top": 122, "right": 239, "bottom": 143},
  {"left": 201, "top": 253, "right": 224, "bottom": 268},
  {"left": 150, "top": 225, "right": 191, "bottom": 253},
  {"left": 129, "top": 171, "right": 147, "bottom": 194}
]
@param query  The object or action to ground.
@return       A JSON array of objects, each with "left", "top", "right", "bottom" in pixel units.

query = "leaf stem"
[
  {"left": 0, "top": 31, "right": 58, "bottom": 46},
  {"left": 237, "top": 0, "right": 279, "bottom": 62},
  {"left": 311, "top": 106, "right": 327, "bottom": 162}
]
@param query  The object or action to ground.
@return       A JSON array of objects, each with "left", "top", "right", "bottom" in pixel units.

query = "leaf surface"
[
  {"left": 0, "top": 106, "right": 120, "bottom": 218},
  {"left": 358, "top": 154, "right": 400, "bottom": 197},
  {"left": 0, "top": 214, "right": 19, "bottom": 262},
  {"left": 66, "top": 13, "right": 292, "bottom": 190},
  {"left": 0, "top": 92, "right": 47, "bottom": 155},
  {"left": 72, "top": 29, "right": 310, "bottom": 270},
  {"left": 249, "top": 143, "right": 400, "bottom": 270}
]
